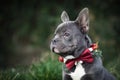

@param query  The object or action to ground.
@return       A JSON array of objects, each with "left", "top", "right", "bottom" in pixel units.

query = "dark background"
[{"left": 0, "top": 0, "right": 120, "bottom": 79}]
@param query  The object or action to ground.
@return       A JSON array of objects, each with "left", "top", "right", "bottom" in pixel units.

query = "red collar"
[{"left": 59, "top": 43, "right": 98, "bottom": 70}]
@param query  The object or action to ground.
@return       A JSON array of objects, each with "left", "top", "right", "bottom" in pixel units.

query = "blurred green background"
[{"left": 0, "top": 0, "right": 120, "bottom": 80}]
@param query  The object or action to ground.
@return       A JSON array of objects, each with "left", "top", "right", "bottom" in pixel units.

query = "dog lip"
[
  {"left": 54, "top": 48, "right": 60, "bottom": 53},
  {"left": 52, "top": 47, "right": 60, "bottom": 53},
  {"left": 52, "top": 47, "right": 55, "bottom": 52}
]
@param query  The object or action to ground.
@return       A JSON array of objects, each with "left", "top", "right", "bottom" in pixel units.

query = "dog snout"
[
  {"left": 52, "top": 34, "right": 60, "bottom": 44},
  {"left": 52, "top": 39, "right": 58, "bottom": 45}
]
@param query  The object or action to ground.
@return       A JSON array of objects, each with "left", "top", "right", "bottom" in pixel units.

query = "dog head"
[{"left": 50, "top": 8, "right": 91, "bottom": 58}]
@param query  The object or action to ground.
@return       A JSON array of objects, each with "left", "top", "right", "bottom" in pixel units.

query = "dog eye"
[
  {"left": 64, "top": 32, "right": 70, "bottom": 37},
  {"left": 63, "top": 32, "right": 70, "bottom": 39}
]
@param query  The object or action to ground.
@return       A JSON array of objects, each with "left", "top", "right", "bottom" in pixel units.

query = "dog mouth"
[
  {"left": 51, "top": 46, "right": 76, "bottom": 57},
  {"left": 52, "top": 47, "right": 60, "bottom": 53}
]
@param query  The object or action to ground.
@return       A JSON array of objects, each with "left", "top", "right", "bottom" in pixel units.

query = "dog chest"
[{"left": 69, "top": 61, "right": 86, "bottom": 80}]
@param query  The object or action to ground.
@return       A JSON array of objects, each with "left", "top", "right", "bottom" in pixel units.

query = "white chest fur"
[{"left": 69, "top": 61, "right": 86, "bottom": 80}]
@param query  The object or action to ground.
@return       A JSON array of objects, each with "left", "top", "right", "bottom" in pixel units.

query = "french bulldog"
[{"left": 50, "top": 8, "right": 116, "bottom": 80}]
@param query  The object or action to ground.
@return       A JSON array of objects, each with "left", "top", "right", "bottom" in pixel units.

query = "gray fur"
[{"left": 50, "top": 8, "right": 116, "bottom": 80}]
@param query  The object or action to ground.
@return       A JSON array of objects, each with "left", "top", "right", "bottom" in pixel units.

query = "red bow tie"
[{"left": 59, "top": 43, "right": 98, "bottom": 70}]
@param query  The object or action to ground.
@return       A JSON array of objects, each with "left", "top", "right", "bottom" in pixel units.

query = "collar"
[{"left": 59, "top": 43, "right": 98, "bottom": 70}]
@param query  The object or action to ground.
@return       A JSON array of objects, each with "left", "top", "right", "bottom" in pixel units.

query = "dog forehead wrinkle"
[
  {"left": 55, "top": 23, "right": 65, "bottom": 34},
  {"left": 55, "top": 21, "right": 75, "bottom": 34}
]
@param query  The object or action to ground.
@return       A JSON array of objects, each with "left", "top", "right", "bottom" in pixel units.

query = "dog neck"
[{"left": 59, "top": 43, "right": 98, "bottom": 70}]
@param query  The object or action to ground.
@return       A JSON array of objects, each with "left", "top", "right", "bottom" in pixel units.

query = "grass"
[
  {"left": 0, "top": 56, "right": 62, "bottom": 80},
  {"left": 0, "top": 54, "right": 119, "bottom": 80},
  {"left": 106, "top": 55, "right": 120, "bottom": 80}
]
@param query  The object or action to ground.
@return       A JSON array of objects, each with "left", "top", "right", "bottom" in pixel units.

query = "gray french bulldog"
[{"left": 50, "top": 8, "right": 116, "bottom": 80}]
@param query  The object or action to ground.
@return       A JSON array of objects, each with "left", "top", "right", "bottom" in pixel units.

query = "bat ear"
[
  {"left": 75, "top": 8, "right": 89, "bottom": 33},
  {"left": 61, "top": 11, "right": 70, "bottom": 22}
]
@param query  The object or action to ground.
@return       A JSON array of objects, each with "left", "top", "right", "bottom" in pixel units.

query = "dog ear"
[
  {"left": 61, "top": 11, "right": 70, "bottom": 22},
  {"left": 75, "top": 8, "right": 89, "bottom": 33}
]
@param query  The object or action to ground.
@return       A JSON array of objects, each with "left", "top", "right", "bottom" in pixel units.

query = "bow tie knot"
[{"left": 59, "top": 43, "right": 98, "bottom": 70}]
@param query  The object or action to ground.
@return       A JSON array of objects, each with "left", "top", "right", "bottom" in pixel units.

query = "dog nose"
[
  {"left": 52, "top": 39, "right": 57, "bottom": 43},
  {"left": 52, "top": 39, "right": 58, "bottom": 44}
]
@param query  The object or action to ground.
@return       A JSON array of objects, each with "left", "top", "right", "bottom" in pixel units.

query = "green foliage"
[
  {"left": 0, "top": 55, "right": 119, "bottom": 80},
  {"left": 93, "top": 49, "right": 102, "bottom": 57},
  {"left": 106, "top": 55, "right": 120, "bottom": 80},
  {"left": 30, "top": 59, "right": 62, "bottom": 80},
  {"left": 0, "top": 58, "right": 62, "bottom": 80}
]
